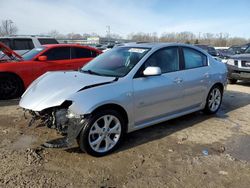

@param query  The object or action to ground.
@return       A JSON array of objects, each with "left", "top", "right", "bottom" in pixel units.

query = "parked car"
[
  {"left": 240, "top": 43, "right": 250, "bottom": 53},
  {"left": 226, "top": 46, "right": 250, "bottom": 84},
  {"left": 0, "top": 42, "right": 101, "bottom": 99},
  {"left": 19, "top": 43, "right": 227, "bottom": 157},
  {"left": 0, "top": 36, "right": 58, "bottom": 55},
  {"left": 195, "top": 45, "right": 219, "bottom": 57},
  {"left": 227, "top": 45, "right": 243, "bottom": 55}
]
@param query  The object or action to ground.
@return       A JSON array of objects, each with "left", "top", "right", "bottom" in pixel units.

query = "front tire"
[
  {"left": 78, "top": 109, "right": 125, "bottom": 157},
  {"left": 0, "top": 73, "right": 23, "bottom": 100},
  {"left": 204, "top": 85, "right": 223, "bottom": 114}
]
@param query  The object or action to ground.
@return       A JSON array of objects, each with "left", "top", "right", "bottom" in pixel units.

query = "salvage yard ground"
[{"left": 0, "top": 83, "right": 250, "bottom": 188}]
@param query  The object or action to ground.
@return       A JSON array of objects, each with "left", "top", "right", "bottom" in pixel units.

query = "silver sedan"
[{"left": 20, "top": 43, "right": 227, "bottom": 156}]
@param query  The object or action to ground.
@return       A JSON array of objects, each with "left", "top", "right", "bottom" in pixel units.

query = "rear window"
[
  {"left": 38, "top": 38, "right": 58, "bottom": 45},
  {"left": 12, "top": 39, "right": 34, "bottom": 50},
  {"left": 71, "top": 47, "right": 98, "bottom": 59},
  {"left": 183, "top": 48, "right": 207, "bottom": 69},
  {"left": 0, "top": 39, "right": 11, "bottom": 48}
]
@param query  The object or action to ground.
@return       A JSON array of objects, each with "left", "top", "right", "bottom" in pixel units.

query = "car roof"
[
  {"left": 42, "top": 44, "right": 101, "bottom": 51},
  {"left": 0, "top": 36, "right": 54, "bottom": 39},
  {"left": 118, "top": 42, "right": 204, "bottom": 50}
]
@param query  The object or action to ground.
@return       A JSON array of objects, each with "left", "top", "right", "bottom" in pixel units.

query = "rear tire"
[
  {"left": 204, "top": 85, "right": 223, "bottom": 114},
  {"left": 78, "top": 109, "right": 125, "bottom": 157},
  {"left": 228, "top": 79, "right": 237, "bottom": 84},
  {"left": 0, "top": 73, "right": 23, "bottom": 100}
]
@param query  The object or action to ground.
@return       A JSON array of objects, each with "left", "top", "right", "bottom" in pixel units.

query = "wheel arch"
[
  {"left": 0, "top": 71, "right": 25, "bottom": 91},
  {"left": 211, "top": 82, "right": 224, "bottom": 94},
  {"left": 91, "top": 103, "right": 129, "bottom": 132}
]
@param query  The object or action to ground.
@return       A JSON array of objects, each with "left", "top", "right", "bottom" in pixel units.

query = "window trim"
[
  {"left": 181, "top": 47, "right": 208, "bottom": 70},
  {"left": 134, "top": 46, "right": 181, "bottom": 79}
]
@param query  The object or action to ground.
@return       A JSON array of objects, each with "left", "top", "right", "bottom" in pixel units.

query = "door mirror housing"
[
  {"left": 143, "top": 66, "right": 161, "bottom": 76},
  {"left": 38, "top": 55, "right": 47, "bottom": 61}
]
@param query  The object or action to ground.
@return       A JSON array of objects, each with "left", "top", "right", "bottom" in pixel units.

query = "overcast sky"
[{"left": 1, "top": 0, "right": 250, "bottom": 38}]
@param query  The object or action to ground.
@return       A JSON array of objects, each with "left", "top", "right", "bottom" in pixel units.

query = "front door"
[{"left": 133, "top": 47, "right": 184, "bottom": 125}]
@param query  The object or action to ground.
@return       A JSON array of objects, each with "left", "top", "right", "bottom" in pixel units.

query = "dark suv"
[
  {"left": 226, "top": 46, "right": 250, "bottom": 84},
  {"left": 195, "top": 45, "right": 218, "bottom": 57}
]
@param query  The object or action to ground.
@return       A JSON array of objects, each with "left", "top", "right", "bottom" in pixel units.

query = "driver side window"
[
  {"left": 43, "top": 47, "right": 70, "bottom": 60},
  {"left": 136, "top": 47, "right": 180, "bottom": 77}
]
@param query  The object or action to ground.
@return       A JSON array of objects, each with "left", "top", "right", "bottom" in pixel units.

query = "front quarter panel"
[{"left": 67, "top": 79, "right": 134, "bottom": 127}]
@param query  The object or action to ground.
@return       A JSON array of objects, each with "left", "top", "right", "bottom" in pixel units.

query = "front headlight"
[
  {"left": 227, "top": 59, "right": 235, "bottom": 66},
  {"left": 222, "top": 59, "right": 228, "bottom": 63},
  {"left": 66, "top": 110, "right": 81, "bottom": 119}
]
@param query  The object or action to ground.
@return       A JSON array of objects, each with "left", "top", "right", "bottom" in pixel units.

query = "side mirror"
[
  {"left": 38, "top": 55, "right": 47, "bottom": 61},
  {"left": 143, "top": 66, "right": 161, "bottom": 76}
]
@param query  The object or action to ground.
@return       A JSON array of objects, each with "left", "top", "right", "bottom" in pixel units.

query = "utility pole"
[{"left": 106, "top": 25, "right": 111, "bottom": 43}]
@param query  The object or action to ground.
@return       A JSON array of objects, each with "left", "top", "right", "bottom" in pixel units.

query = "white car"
[
  {"left": 0, "top": 36, "right": 58, "bottom": 56},
  {"left": 20, "top": 43, "right": 227, "bottom": 156}
]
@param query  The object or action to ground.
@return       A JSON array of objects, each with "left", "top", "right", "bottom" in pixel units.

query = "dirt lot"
[{"left": 0, "top": 83, "right": 250, "bottom": 188}]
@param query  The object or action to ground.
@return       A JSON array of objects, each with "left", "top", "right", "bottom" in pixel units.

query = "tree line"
[{"left": 1, "top": 19, "right": 249, "bottom": 47}]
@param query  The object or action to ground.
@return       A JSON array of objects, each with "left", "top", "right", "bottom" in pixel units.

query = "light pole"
[{"left": 106, "top": 25, "right": 111, "bottom": 44}]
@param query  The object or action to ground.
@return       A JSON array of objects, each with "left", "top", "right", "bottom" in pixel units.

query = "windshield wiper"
[{"left": 81, "top": 69, "right": 102, "bottom": 76}]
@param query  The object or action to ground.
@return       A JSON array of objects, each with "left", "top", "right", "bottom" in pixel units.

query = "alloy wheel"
[
  {"left": 208, "top": 88, "right": 222, "bottom": 112},
  {"left": 88, "top": 115, "right": 122, "bottom": 153}
]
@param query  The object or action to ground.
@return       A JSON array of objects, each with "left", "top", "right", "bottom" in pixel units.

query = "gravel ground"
[{"left": 0, "top": 83, "right": 250, "bottom": 188}]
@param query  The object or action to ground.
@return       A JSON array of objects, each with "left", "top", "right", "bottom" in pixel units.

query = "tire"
[
  {"left": 78, "top": 109, "right": 125, "bottom": 157},
  {"left": 228, "top": 79, "right": 237, "bottom": 84},
  {"left": 204, "top": 85, "right": 223, "bottom": 114},
  {"left": 0, "top": 73, "right": 23, "bottom": 100}
]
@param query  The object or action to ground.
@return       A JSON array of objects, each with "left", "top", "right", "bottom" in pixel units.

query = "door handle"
[{"left": 174, "top": 78, "right": 183, "bottom": 84}]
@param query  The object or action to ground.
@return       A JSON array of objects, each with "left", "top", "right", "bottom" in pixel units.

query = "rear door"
[
  {"left": 133, "top": 47, "right": 184, "bottom": 125},
  {"left": 179, "top": 47, "right": 210, "bottom": 109}
]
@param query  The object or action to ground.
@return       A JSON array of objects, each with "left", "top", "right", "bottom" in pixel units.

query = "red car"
[{"left": 0, "top": 42, "right": 101, "bottom": 99}]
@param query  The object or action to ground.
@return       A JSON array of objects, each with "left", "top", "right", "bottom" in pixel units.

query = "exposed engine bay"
[{"left": 24, "top": 101, "right": 89, "bottom": 148}]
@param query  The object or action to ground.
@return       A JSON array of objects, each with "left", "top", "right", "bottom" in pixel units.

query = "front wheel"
[
  {"left": 78, "top": 109, "right": 125, "bottom": 157},
  {"left": 204, "top": 85, "right": 223, "bottom": 114},
  {"left": 0, "top": 74, "right": 23, "bottom": 100}
]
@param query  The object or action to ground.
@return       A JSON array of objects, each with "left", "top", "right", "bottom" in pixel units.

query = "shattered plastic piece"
[
  {"left": 43, "top": 137, "right": 69, "bottom": 148},
  {"left": 219, "top": 171, "right": 228, "bottom": 175},
  {"left": 202, "top": 149, "right": 209, "bottom": 156}
]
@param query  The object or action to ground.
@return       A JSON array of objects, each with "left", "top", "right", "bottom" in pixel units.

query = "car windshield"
[
  {"left": 81, "top": 47, "right": 150, "bottom": 77},
  {"left": 244, "top": 46, "right": 250, "bottom": 54},
  {"left": 22, "top": 47, "right": 45, "bottom": 60}
]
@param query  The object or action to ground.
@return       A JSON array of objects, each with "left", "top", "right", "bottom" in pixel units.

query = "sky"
[{"left": 0, "top": 0, "right": 250, "bottom": 38}]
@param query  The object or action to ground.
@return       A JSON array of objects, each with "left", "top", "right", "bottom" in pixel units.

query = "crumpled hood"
[
  {"left": 231, "top": 54, "right": 250, "bottom": 61},
  {"left": 19, "top": 71, "right": 116, "bottom": 111}
]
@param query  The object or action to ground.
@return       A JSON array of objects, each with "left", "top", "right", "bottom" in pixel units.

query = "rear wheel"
[
  {"left": 228, "top": 79, "right": 237, "bottom": 84},
  {"left": 204, "top": 85, "right": 223, "bottom": 114},
  {"left": 0, "top": 73, "right": 23, "bottom": 100},
  {"left": 78, "top": 109, "right": 125, "bottom": 157}
]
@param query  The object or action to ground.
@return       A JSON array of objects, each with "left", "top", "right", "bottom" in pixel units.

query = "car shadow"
[
  {"left": 236, "top": 81, "right": 250, "bottom": 87},
  {"left": 114, "top": 89, "right": 250, "bottom": 154}
]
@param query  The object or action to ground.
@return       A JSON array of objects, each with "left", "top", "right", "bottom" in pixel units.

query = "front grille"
[
  {"left": 234, "top": 60, "right": 238, "bottom": 66},
  {"left": 242, "top": 61, "right": 250, "bottom": 67}
]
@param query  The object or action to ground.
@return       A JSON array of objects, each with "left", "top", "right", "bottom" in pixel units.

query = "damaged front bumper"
[{"left": 24, "top": 104, "right": 90, "bottom": 148}]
